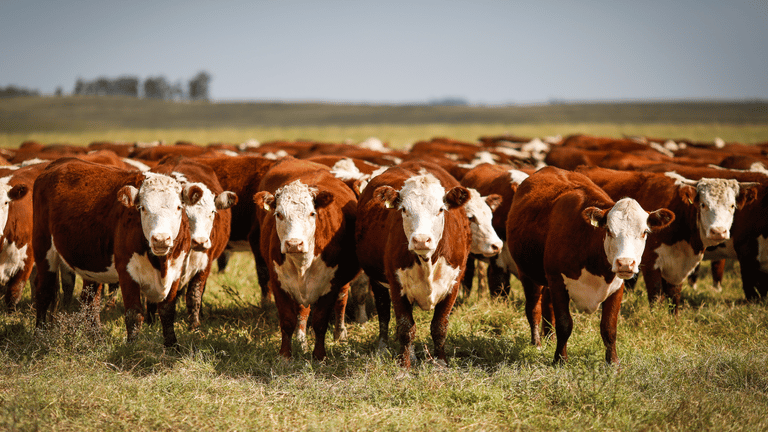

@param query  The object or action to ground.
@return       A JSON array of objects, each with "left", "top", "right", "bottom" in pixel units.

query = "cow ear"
[
  {"left": 679, "top": 185, "right": 697, "bottom": 206},
  {"left": 314, "top": 190, "right": 334, "bottom": 209},
  {"left": 8, "top": 184, "right": 28, "bottom": 201},
  {"left": 736, "top": 184, "right": 758, "bottom": 209},
  {"left": 485, "top": 194, "right": 502, "bottom": 212},
  {"left": 215, "top": 191, "right": 238, "bottom": 210},
  {"left": 647, "top": 208, "right": 675, "bottom": 232},
  {"left": 373, "top": 186, "right": 400, "bottom": 209},
  {"left": 183, "top": 184, "right": 204, "bottom": 206},
  {"left": 445, "top": 186, "right": 470, "bottom": 209},
  {"left": 582, "top": 206, "right": 608, "bottom": 228},
  {"left": 117, "top": 185, "right": 139, "bottom": 208},
  {"left": 254, "top": 191, "right": 275, "bottom": 212},
  {"left": 352, "top": 178, "right": 368, "bottom": 198}
]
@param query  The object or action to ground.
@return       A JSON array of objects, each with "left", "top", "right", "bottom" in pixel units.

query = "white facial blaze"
[
  {"left": 464, "top": 188, "right": 502, "bottom": 256},
  {"left": 695, "top": 178, "right": 740, "bottom": 246},
  {"left": 603, "top": 198, "right": 651, "bottom": 278},
  {"left": 173, "top": 173, "right": 216, "bottom": 250},
  {"left": 398, "top": 174, "right": 448, "bottom": 259},
  {"left": 0, "top": 176, "right": 15, "bottom": 238},
  {"left": 137, "top": 172, "right": 185, "bottom": 255},
  {"left": 274, "top": 180, "right": 318, "bottom": 255}
]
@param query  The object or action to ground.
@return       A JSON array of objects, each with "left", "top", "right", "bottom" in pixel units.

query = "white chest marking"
[
  {"left": 758, "top": 235, "right": 768, "bottom": 273},
  {"left": 653, "top": 240, "right": 704, "bottom": 284},
  {"left": 126, "top": 252, "right": 187, "bottom": 303},
  {"left": 0, "top": 240, "right": 27, "bottom": 285},
  {"left": 273, "top": 253, "right": 337, "bottom": 306},
  {"left": 396, "top": 256, "right": 461, "bottom": 311},
  {"left": 561, "top": 269, "right": 623, "bottom": 314},
  {"left": 180, "top": 250, "right": 210, "bottom": 287}
]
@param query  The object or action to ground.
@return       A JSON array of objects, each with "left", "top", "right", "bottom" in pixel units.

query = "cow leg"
[
  {"left": 549, "top": 281, "right": 573, "bottom": 365},
  {"left": 80, "top": 281, "right": 103, "bottom": 329},
  {"left": 487, "top": 259, "right": 511, "bottom": 298},
  {"left": 710, "top": 259, "right": 725, "bottom": 292},
  {"left": 310, "top": 291, "right": 339, "bottom": 361},
  {"left": 34, "top": 263, "right": 59, "bottom": 329},
  {"left": 157, "top": 284, "right": 180, "bottom": 348},
  {"left": 332, "top": 283, "right": 350, "bottom": 342},
  {"left": 4, "top": 262, "right": 33, "bottom": 313},
  {"left": 430, "top": 286, "right": 460, "bottom": 366},
  {"left": 643, "top": 268, "right": 665, "bottom": 307},
  {"left": 294, "top": 305, "right": 310, "bottom": 352},
  {"left": 348, "top": 272, "right": 370, "bottom": 324},
  {"left": 216, "top": 250, "right": 232, "bottom": 273},
  {"left": 59, "top": 267, "right": 77, "bottom": 310},
  {"left": 118, "top": 277, "right": 145, "bottom": 343},
  {"left": 520, "top": 273, "right": 544, "bottom": 346},
  {"left": 660, "top": 279, "right": 682, "bottom": 314},
  {"left": 370, "top": 278, "right": 391, "bottom": 350},
  {"left": 600, "top": 284, "right": 624, "bottom": 364},
  {"left": 272, "top": 282, "right": 299, "bottom": 359},
  {"left": 185, "top": 270, "right": 210, "bottom": 330},
  {"left": 687, "top": 263, "right": 702, "bottom": 289},
  {"left": 461, "top": 257, "right": 476, "bottom": 299},
  {"left": 254, "top": 254, "right": 272, "bottom": 304},
  {"left": 391, "top": 289, "right": 416, "bottom": 368},
  {"left": 540, "top": 286, "right": 555, "bottom": 340}
]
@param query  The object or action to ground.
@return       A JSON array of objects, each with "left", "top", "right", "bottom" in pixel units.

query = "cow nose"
[
  {"left": 285, "top": 239, "right": 305, "bottom": 254},
  {"left": 490, "top": 242, "right": 502, "bottom": 254},
  {"left": 151, "top": 233, "right": 172, "bottom": 248},
  {"left": 411, "top": 234, "right": 433, "bottom": 251},
  {"left": 191, "top": 237, "right": 210, "bottom": 251},
  {"left": 708, "top": 227, "right": 729, "bottom": 240},
  {"left": 615, "top": 258, "right": 635, "bottom": 272}
]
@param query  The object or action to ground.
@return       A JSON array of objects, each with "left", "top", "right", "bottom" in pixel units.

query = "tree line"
[{"left": 74, "top": 71, "right": 211, "bottom": 100}]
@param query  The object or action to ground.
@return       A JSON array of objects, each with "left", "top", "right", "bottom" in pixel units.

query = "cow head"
[
  {"left": 173, "top": 175, "right": 238, "bottom": 251},
  {"left": 117, "top": 172, "right": 201, "bottom": 257},
  {"left": 667, "top": 172, "right": 758, "bottom": 247},
  {"left": 583, "top": 197, "right": 675, "bottom": 279},
  {"left": 0, "top": 178, "right": 28, "bottom": 238},
  {"left": 374, "top": 173, "right": 470, "bottom": 260},
  {"left": 254, "top": 180, "right": 334, "bottom": 256},
  {"left": 464, "top": 188, "right": 503, "bottom": 257}
]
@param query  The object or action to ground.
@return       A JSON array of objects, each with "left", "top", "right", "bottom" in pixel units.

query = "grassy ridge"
[{"left": 1, "top": 255, "right": 767, "bottom": 431}]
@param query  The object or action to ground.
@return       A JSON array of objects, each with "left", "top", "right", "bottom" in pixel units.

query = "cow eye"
[
  {"left": 606, "top": 229, "right": 614, "bottom": 238},
  {"left": 700, "top": 203, "right": 707, "bottom": 209},
  {"left": 643, "top": 229, "right": 651, "bottom": 238},
  {"left": 275, "top": 212, "right": 284, "bottom": 220},
  {"left": 468, "top": 215, "right": 477, "bottom": 223},
  {"left": 136, "top": 205, "right": 144, "bottom": 212},
  {"left": 310, "top": 211, "right": 317, "bottom": 217}
]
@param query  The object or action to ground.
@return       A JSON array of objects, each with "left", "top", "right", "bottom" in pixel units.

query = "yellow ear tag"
[
  {"left": 591, "top": 219, "right": 599, "bottom": 227},
  {"left": 688, "top": 199, "right": 693, "bottom": 205},
  {"left": 384, "top": 200, "right": 392, "bottom": 209},
  {"left": 263, "top": 203, "right": 271, "bottom": 211}
]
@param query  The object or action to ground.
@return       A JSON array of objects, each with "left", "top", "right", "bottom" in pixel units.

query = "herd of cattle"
[{"left": 1, "top": 133, "right": 767, "bottom": 367}]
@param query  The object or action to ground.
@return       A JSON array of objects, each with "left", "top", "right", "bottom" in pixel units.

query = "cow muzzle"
[
  {"left": 284, "top": 238, "right": 307, "bottom": 254},
  {"left": 191, "top": 237, "right": 211, "bottom": 251},
  {"left": 150, "top": 233, "right": 173, "bottom": 256},
  {"left": 409, "top": 233, "right": 434, "bottom": 256},
  {"left": 614, "top": 258, "right": 637, "bottom": 279},
  {"left": 707, "top": 227, "right": 730, "bottom": 242}
]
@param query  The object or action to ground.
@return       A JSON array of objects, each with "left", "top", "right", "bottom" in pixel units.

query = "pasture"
[{"left": 1, "top": 97, "right": 768, "bottom": 431}]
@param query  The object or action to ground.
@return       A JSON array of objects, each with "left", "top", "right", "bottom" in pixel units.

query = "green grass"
[{"left": 2, "top": 254, "right": 767, "bottom": 431}]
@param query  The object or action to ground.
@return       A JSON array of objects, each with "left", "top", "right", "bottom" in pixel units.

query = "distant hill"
[{"left": 1, "top": 96, "right": 766, "bottom": 132}]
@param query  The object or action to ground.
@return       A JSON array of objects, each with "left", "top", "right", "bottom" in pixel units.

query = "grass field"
[{"left": 1, "top": 97, "right": 767, "bottom": 431}]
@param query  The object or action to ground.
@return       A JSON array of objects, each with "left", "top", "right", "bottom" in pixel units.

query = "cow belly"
[
  {"left": 226, "top": 240, "right": 252, "bottom": 252},
  {"left": 396, "top": 256, "right": 461, "bottom": 311},
  {"left": 0, "top": 241, "right": 27, "bottom": 285},
  {"left": 759, "top": 235, "right": 768, "bottom": 273},
  {"left": 49, "top": 238, "right": 120, "bottom": 284},
  {"left": 703, "top": 239, "right": 737, "bottom": 261},
  {"left": 653, "top": 241, "right": 703, "bottom": 284},
  {"left": 273, "top": 254, "right": 337, "bottom": 306},
  {"left": 180, "top": 250, "right": 210, "bottom": 287},
  {"left": 561, "top": 269, "right": 623, "bottom": 313},
  {"left": 126, "top": 252, "right": 187, "bottom": 303}
]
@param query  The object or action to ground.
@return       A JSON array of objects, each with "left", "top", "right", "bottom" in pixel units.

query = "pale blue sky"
[{"left": 2, "top": 0, "right": 767, "bottom": 104}]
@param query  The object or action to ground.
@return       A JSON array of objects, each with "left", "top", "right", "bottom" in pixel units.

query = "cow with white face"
[
  {"left": 461, "top": 188, "right": 503, "bottom": 258},
  {"left": 356, "top": 164, "right": 472, "bottom": 368},
  {"left": 253, "top": 157, "right": 360, "bottom": 361},
  {"left": 33, "top": 159, "right": 201, "bottom": 346},
  {"left": 507, "top": 167, "right": 674, "bottom": 364}
]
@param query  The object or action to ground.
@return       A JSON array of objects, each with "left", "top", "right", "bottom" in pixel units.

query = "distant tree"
[
  {"left": 55, "top": 86, "right": 63, "bottom": 97},
  {"left": 169, "top": 80, "right": 185, "bottom": 101},
  {"left": 144, "top": 76, "right": 171, "bottom": 99},
  {"left": 114, "top": 76, "right": 139, "bottom": 97},
  {"left": 188, "top": 71, "right": 211, "bottom": 101},
  {"left": 74, "top": 78, "right": 85, "bottom": 95},
  {"left": 0, "top": 85, "right": 40, "bottom": 98}
]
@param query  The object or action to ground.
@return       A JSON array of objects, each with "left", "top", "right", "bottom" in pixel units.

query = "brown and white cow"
[
  {"left": 507, "top": 167, "right": 674, "bottom": 364},
  {"left": 578, "top": 166, "right": 757, "bottom": 311},
  {"left": 0, "top": 163, "right": 46, "bottom": 311},
  {"left": 253, "top": 157, "right": 360, "bottom": 360},
  {"left": 149, "top": 156, "right": 237, "bottom": 329},
  {"left": 32, "top": 159, "right": 201, "bottom": 346},
  {"left": 356, "top": 165, "right": 471, "bottom": 368}
]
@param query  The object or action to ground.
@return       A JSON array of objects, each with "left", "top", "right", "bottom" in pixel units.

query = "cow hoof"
[{"left": 333, "top": 326, "right": 348, "bottom": 342}]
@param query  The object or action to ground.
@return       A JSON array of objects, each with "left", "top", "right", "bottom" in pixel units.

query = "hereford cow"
[
  {"left": 356, "top": 165, "right": 472, "bottom": 368},
  {"left": 32, "top": 159, "right": 201, "bottom": 346},
  {"left": 149, "top": 156, "right": 237, "bottom": 329},
  {"left": 0, "top": 163, "right": 48, "bottom": 311},
  {"left": 253, "top": 158, "right": 360, "bottom": 360},
  {"left": 507, "top": 167, "right": 674, "bottom": 364},
  {"left": 578, "top": 166, "right": 757, "bottom": 311}
]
